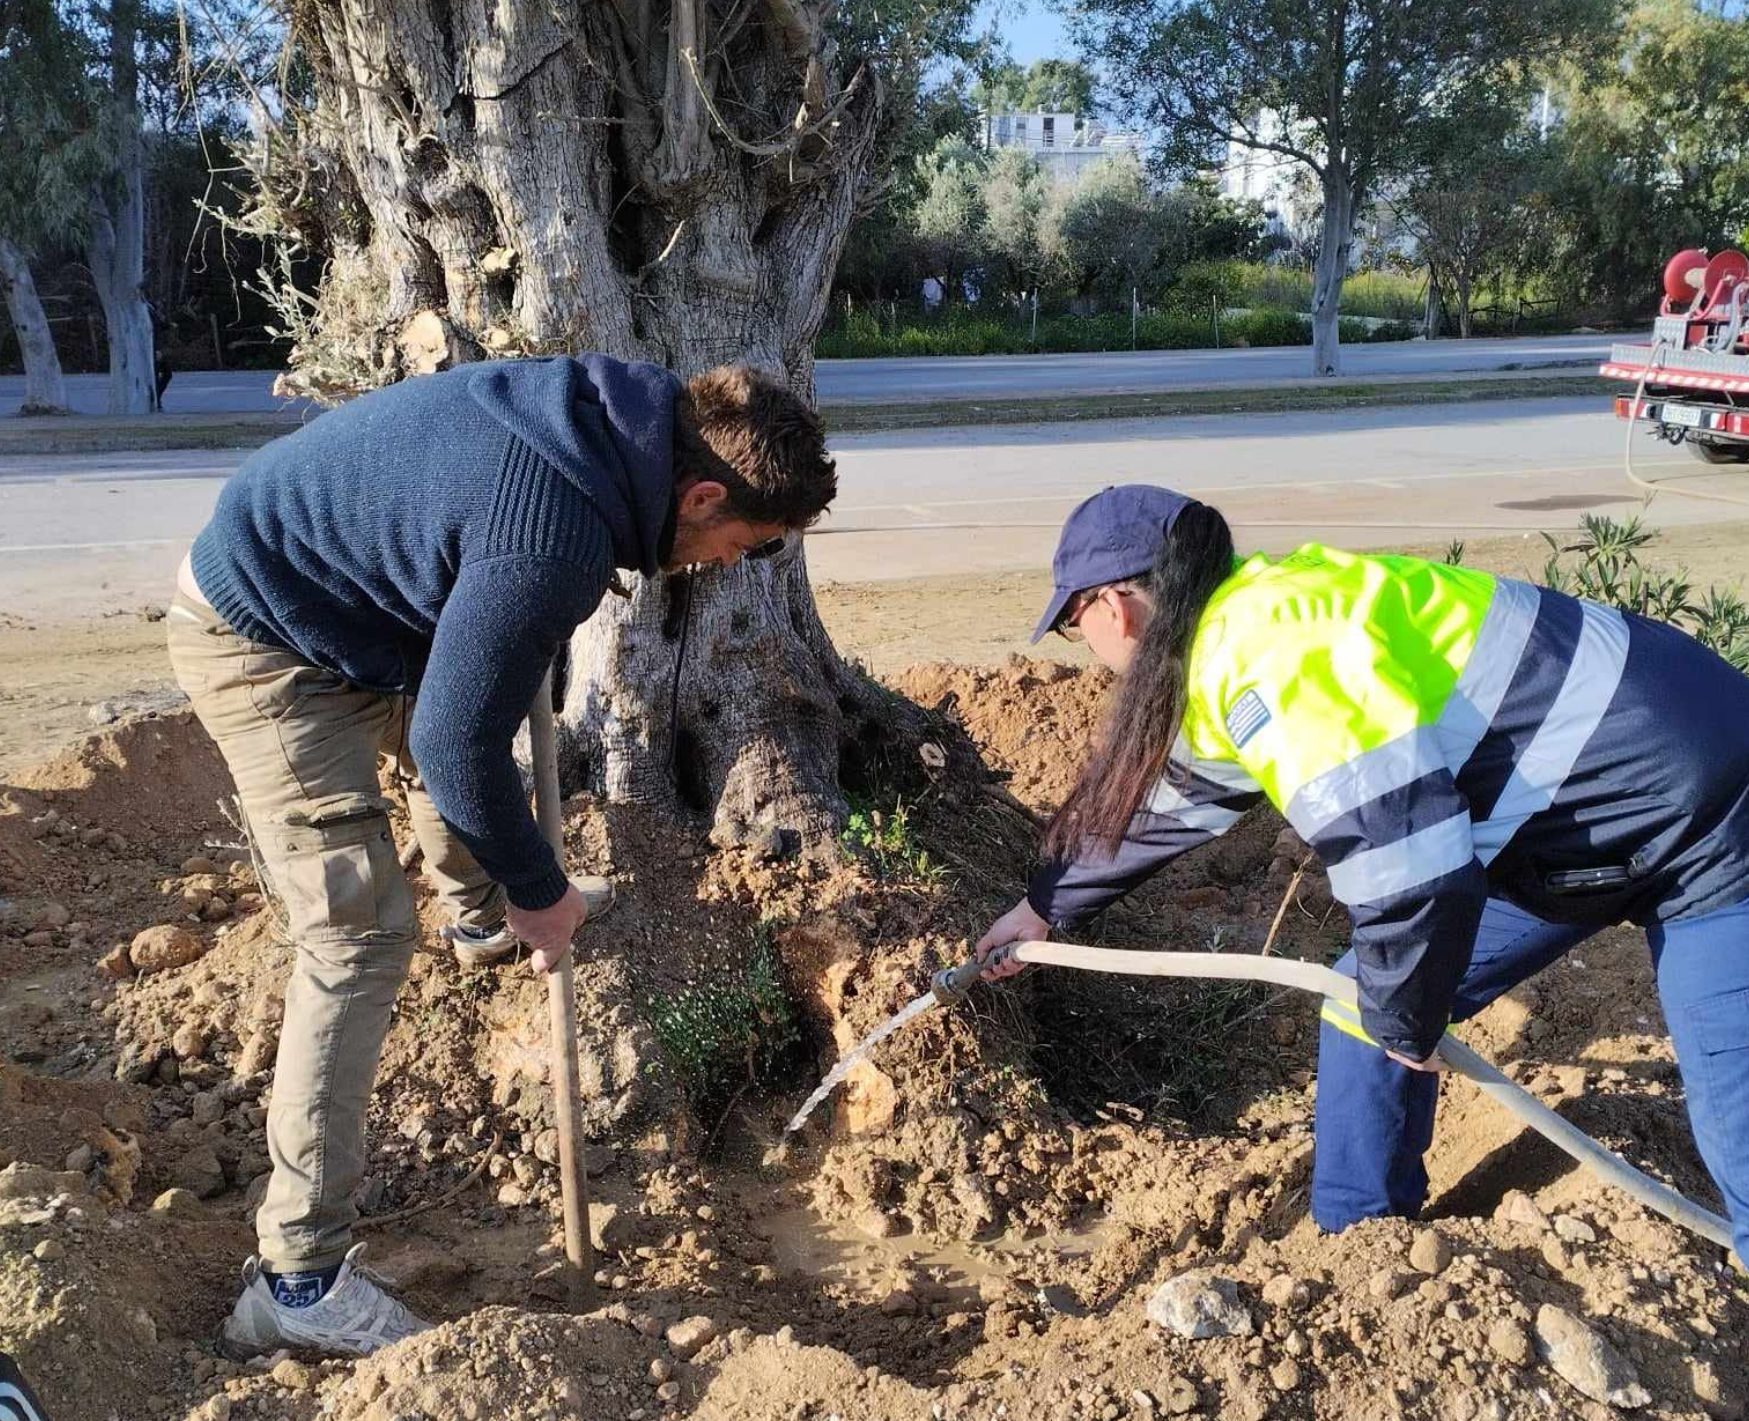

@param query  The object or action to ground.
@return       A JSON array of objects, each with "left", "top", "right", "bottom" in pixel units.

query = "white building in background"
[
  {"left": 1218, "top": 111, "right": 1304, "bottom": 233},
  {"left": 979, "top": 110, "right": 1146, "bottom": 183}
]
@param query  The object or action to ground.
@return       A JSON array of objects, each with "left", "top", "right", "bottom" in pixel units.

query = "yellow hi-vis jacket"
[{"left": 1028, "top": 544, "right": 1749, "bottom": 1059}]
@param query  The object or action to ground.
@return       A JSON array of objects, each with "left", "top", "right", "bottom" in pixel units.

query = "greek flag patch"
[{"left": 1225, "top": 690, "right": 1272, "bottom": 747}]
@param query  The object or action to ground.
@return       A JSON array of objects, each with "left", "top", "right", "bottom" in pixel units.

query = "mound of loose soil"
[
  {"left": 2, "top": 689, "right": 1746, "bottom": 1421},
  {"left": 894, "top": 656, "right": 1113, "bottom": 813}
]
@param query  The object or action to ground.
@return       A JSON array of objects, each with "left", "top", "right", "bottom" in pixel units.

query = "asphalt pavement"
[
  {"left": 6, "top": 393, "right": 1742, "bottom": 622},
  {"left": 0, "top": 333, "right": 1610, "bottom": 416}
]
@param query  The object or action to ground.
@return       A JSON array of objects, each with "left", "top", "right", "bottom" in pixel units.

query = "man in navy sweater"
[{"left": 165, "top": 355, "right": 836, "bottom": 1357}]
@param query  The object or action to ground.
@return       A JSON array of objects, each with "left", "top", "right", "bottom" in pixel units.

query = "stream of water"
[{"left": 772, "top": 991, "right": 940, "bottom": 1152}]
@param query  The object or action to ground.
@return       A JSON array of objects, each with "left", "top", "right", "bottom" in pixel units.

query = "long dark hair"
[{"left": 1042, "top": 502, "right": 1236, "bottom": 861}]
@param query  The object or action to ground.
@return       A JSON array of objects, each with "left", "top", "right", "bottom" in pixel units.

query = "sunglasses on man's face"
[{"left": 744, "top": 536, "right": 787, "bottom": 561}]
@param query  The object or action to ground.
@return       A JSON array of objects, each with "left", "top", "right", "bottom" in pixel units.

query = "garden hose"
[{"left": 934, "top": 941, "right": 1734, "bottom": 1252}]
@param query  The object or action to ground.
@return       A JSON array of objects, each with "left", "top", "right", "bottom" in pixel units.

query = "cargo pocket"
[
  {"left": 1691, "top": 987, "right": 1749, "bottom": 1166},
  {"left": 269, "top": 796, "right": 415, "bottom": 946}
]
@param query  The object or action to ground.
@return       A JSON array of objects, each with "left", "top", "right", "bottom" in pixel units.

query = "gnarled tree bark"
[{"left": 259, "top": 1, "right": 951, "bottom": 846}]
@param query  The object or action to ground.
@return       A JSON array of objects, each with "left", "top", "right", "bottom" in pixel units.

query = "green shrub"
[
  {"left": 1231, "top": 308, "right": 1311, "bottom": 346},
  {"left": 1163, "top": 262, "right": 1426, "bottom": 322},
  {"left": 814, "top": 295, "right": 1415, "bottom": 359},
  {"left": 1540, "top": 514, "right": 1749, "bottom": 672},
  {"left": 647, "top": 934, "right": 800, "bottom": 1109}
]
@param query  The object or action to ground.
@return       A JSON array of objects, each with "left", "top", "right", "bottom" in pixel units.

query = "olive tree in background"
[
  {"left": 911, "top": 135, "right": 990, "bottom": 305},
  {"left": 1076, "top": 0, "right": 1612, "bottom": 374},
  {"left": 245, "top": 0, "right": 976, "bottom": 849}
]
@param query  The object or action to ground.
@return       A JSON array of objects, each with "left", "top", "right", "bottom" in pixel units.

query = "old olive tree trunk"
[{"left": 260, "top": 1, "right": 940, "bottom": 849}]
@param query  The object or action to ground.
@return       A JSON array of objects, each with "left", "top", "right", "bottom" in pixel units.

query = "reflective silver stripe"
[
  {"left": 1436, "top": 577, "right": 1540, "bottom": 773},
  {"left": 1285, "top": 725, "right": 1445, "bottom": 841},
  {"left": 1326, "top": 811, "right": 1475, "bottom": 905},
  {"left": 1145, "top": 777, "right": 1247, "bottom": 834},
  {"left": 1170, "top": 736, "right": 1261, "bottom": 793},
  {"left": 1473, "top": 601, "right": 1629, "bottom": 865}
]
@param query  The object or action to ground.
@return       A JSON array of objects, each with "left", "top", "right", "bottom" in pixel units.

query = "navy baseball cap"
[{"left": 1031, "top": 484, "right": 1195, "bottom": 643}]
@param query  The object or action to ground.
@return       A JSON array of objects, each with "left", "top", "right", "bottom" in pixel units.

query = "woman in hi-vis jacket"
[{"left": 976, "top": 484, "right": 1749, "bottom": 1264}]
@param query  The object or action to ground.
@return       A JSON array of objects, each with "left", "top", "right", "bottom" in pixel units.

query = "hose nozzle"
[{"left": 931, "top": 956, "right": 987, "bottom": 1006}]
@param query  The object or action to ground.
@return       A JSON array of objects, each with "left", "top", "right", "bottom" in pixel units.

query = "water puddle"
[{"left": 757, "top": 1205, "right": 1116, "bottom": 1309}]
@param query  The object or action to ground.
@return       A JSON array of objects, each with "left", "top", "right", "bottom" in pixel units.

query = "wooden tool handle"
[{"left": 528, "top": 667, "right": 596, "bottom": 1310}]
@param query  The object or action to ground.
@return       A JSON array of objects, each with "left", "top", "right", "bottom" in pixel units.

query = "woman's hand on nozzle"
[{"left": 974, "top": 897, "right": 1049, "bottom": 980}]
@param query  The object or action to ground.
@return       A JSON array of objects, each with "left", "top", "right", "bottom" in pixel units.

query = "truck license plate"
[{"left": 1661, "top": 403, "right": 1705, "bottom": 428}]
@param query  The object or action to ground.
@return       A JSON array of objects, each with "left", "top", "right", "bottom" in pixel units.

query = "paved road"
[
  {"left": 0, "top": 334, "right": 1610, "bottom": 416},
  {"left": 5, "top": 394, "right": 1742, "bottom": 621}
]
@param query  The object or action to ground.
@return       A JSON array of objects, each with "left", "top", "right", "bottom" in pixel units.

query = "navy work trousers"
[{"left": 1311, "top": 895, "right": 1749, "bottom": 1266}]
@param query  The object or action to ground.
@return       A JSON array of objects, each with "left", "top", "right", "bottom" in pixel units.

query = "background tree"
[
  {"left": 1017, "top": 57, "right": 1097, "bottom": 113},
  {"left": 1045, "top": 155, "right": 1168, "bottom": 303},
  {"left": 835, "top": 69, "right": 980, "bottom": 304},
  {"left": 86, "top": 0, "right": 158, "bottom": 413},
  {"left": 1077, "top": 0, "right": 1611, "bottom": 374},
  {"left": 1538, "top": 0, "right": 1749, "bottom": 321},
  {"left": 247, "top": 0, "right": 977, "bottom": 849},
  {"left": 911, "top": 135, "right": 990, "bottom": 305},
  {"left": 0, "top": 0, "right": 105, "bottom": 413},
  {"left": 972, "top": 54, "right": 1098, "bottom": 115},
  {"left": 1395, "top": 118, "right": 1551, "bottom": 337},
  {"left": 982, "top": 146, "right": 1055, "bottom": 301}
]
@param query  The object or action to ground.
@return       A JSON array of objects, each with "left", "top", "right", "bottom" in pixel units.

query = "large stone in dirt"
[
  {"left": 151, "top": 1188, "right": 202, "bottom": 1218},
  {"left": 1408, "top": 1228, "right": 1451, "bottom": 1275},
  {"left": 169, "top": 1143, "right": 227, "bottom": 1199},
  {"left": 236, "top": 1024, "right": 279, "bottom": 1076},
  {"left": 1495, "top": 1189, "right": 1550, "bottom": 1232},
  {"left": 666, "top": 1315, "right": 719, "bottom": 1360},
  {"left": 1534, "top": 1304, "right": 1651, "bottom": 1409},
  {"left": 588, "top": 1201, "right": 636, "bottom": 1253},
  {"left": 1145, "top": 1271, "right": 1254, "bottom": 1340},
  {"left": 128, "top": 924, "right": 205, "bottom": 975},
  {"left": 0, "top": 1163, "right": 85, "bottom": 1201}
]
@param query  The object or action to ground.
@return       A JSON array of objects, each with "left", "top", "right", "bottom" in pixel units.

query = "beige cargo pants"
[{"left": 166, "top": 592, "right": 505, "bottom": 1272}]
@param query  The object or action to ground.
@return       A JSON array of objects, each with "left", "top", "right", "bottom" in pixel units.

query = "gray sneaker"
[
  {"left": 219, "top": 1245, "right": 432, "bottom": 1359},
  {"left": 442, "top": 920, "right": 520, "bottom": 968},
  {"left": 443, "top": 876, "right": 616, "bottom": 969}
]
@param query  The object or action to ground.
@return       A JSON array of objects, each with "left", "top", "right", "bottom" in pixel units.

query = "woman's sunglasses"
[{"left": 1053, "top": 584, "right": 1132, "bottom": 641}]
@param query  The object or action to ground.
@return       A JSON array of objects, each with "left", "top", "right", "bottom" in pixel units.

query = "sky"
[{"left": 976, "top": 1, "right": 1074, "bottom": 64}]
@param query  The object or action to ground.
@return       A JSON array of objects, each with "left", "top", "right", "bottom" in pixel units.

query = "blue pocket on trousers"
[{"left": 1693, "top": 988, "right": 1749, "bottom": 1058}]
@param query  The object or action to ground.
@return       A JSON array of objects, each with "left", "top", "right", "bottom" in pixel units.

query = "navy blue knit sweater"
[{"left": 190, "top": 355, "right": 683, "bottom": 910}]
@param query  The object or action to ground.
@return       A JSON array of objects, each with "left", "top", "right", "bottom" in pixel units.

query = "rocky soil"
[{"left": 1, "top": 662, "right": 1744, "bottom": 1421}]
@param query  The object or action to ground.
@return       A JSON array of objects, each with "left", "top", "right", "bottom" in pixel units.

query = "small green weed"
[{"left": 840, "top": 797, "right": 945, "bottom": 882}]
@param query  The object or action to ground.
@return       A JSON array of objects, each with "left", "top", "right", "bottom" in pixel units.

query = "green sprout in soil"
[{"left": 841, "top": 796, "right": 946, "bottom": 883}]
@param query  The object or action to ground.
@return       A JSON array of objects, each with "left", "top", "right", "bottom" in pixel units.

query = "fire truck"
[{"left": 1601, "top": 248, "right": 1749, "bottom": 465}]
